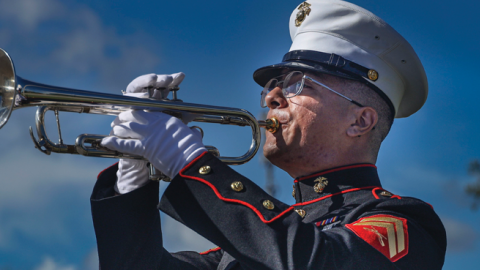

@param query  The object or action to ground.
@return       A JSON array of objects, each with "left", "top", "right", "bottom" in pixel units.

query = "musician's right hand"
[
  {"left": 102, "top": 110, "right": 206, "bottom": 182},
  {"left": 114, "top": 72, "right": 186, "bottom": 194}
]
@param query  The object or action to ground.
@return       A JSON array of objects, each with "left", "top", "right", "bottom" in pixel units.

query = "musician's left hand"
[{"left": 101, "top": 110, "right": 206, "bottom": 179}]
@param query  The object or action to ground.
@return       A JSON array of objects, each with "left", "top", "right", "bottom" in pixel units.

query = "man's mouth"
[{"left": 268, "top": 111, "right": 289, "bottom": 125}]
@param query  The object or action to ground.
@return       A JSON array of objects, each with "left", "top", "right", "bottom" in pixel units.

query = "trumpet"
[{"left": 0, "top": 48, "right": 279, "bottom": 180}]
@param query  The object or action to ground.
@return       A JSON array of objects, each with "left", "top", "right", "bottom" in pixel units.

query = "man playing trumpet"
[{"left": 91, "top": 0, "right": 446, "bottom": 269}]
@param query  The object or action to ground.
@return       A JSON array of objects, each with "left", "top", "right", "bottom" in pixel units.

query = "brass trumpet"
[{"left": 0, "top": 48, "right": 279, "bottom": 180}]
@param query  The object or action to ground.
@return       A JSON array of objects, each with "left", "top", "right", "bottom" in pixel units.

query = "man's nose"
[{"left": 265, "top": 86, "right": 288, "bottom": 109}]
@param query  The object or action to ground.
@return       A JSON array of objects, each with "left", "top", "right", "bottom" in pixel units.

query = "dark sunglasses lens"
[
  {"left": 283, "top": 71, "right": 303, "bottom": 97},
  {"left": 261, "top": 78, "right": 278, "bottom": 108}
]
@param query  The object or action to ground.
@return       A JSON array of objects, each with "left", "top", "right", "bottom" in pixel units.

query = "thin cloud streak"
[
  {"left": 0, "top": 0, "right": 64, "bottom": 31},
  {"left": 162, "top": 213, "right": 215, "bottom": 253},
  {"left": 0, "top": 0, "right": 160, "bottom": 90},
  {"left": 34, "top": 257, "right": 76, "bottom": 270},
  {"left": 441, "top": 216, "right": 478, "bottom": 253}
]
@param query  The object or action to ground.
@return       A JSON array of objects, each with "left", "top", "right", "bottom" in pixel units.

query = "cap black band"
[
  {"left": 283, "top": 50, "right": 371, "bottom": 79},
  {"left": 282, "top": 50, "right": 395, "bottom": 118}
]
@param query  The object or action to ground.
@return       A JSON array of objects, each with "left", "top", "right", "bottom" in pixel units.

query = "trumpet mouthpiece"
[{"left": 263, "top": 117, "right": 279, "bottom": 133}]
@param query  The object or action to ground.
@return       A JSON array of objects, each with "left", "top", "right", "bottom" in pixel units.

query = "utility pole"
[{"left": 466, "top": 160, "right": 480, "bottom": 210}]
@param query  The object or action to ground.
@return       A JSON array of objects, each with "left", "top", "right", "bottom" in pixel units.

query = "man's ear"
[{"left": 346, "top": 107, "right": 378, "bottom": 138}]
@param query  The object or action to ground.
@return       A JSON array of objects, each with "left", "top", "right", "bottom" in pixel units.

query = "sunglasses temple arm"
[
  {"left": 305, "top": 76, "right": 364, "bottom": 107},
  {"left": 350, "top": 100, "right": 364, "bottom": 107}
]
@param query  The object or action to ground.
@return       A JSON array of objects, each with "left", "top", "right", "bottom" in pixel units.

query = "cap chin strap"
[{"left": 283, "top": 50, "right": 395, "bottom": 118}]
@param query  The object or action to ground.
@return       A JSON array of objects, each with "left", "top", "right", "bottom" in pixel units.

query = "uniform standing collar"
[{"left": 292, "top": 164, "right": 381, "bottom": 204}]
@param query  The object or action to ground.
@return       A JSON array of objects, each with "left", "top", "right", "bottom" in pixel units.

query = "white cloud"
[
  {"left": 379, "top": 164, "right": 473, "bottom": 201},
  {"left": 0, "top": 128, "right": 110, "bottom": 249},
  {"left": 0, "top": 0, "right": 64, "bottom": 31},
  {"left": 34, "top": 257, "right": 76, "bottom": 270},
  {"left": 30, "top": 249, "right": 98, "bottom": 270},
  {"left": 441, "top": 216, "right": 478, "bottom": 253},
  {"left": 80, "top": 248, "right": 99, "bottom": 270},
  {"left": 162, "top": 213, "right": 215, "bottom": 253},
  {"left": 0, "top": 0, "right": 160, "bottom": 91}
]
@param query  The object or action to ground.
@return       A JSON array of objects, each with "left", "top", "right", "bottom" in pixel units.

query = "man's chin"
[{"left": 263, "top": 145, "right": 286, "bottom": 166}]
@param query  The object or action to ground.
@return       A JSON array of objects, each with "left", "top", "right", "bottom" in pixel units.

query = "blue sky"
[{"left": 0, "top": 0, "right": 479, "bottom": 269}]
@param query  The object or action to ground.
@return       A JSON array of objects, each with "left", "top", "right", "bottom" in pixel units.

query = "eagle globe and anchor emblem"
[
  {"left": 314, "top": 177, "right": 328, "bottom": 193},
  {"left": 295, "top": 1, "right": 312, "bottom": 27}
]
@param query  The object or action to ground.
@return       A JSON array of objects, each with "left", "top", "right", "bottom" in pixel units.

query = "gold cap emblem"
[
  {"left": 231, "top": 181, "right": 244, "bottom": 192},
  {"left": 295, "top": 2, "right": 311, "bottom": 27},
  {"left": 263, "top": 200, "right": 275, "bottom": 210},
  {"left": 292, "top": 185, "right": 296, "bottom": 198},
  {"left": 313, "top": 177, "right": 328, "bottom": 193},
  {"left": 199, "top": 166, "right": 211, "bottom": 175}
]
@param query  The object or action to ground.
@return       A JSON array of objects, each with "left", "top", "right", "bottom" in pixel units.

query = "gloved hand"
[
  {"left": 114, "top": 72, "right": 187, "bottom": 194},
  {"left": 102, "top": 110, "right": 206, "bottom": 180},
  {"left": 115, "top": 159, "right": 150, "bottom": 194},
  {"left": 125, "top": 72, "right": 185, "bottom": 99}
]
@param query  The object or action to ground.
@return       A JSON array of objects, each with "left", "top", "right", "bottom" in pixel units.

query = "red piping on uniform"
[
  {"left": 180, "top": 153, "right": 380, "bottom": 223},
  {"left": 179, "top": 151, "right": 296, "bottom": 223},
  {"left": 179, "top": 168, "right": 295, "bottom": 224},
  {"left": 371, "top": 187, "right": 382, "bottom": 199},
  {"left": 372, "top": 187, "right": 403, "bottom": 200},
  {"left": 199, "top": 246, "right": 221, "bottom": 255},
  {"left": 292, "top": 186, "right": 381, "bottom": 207},
  {"left": 181, "top": 151, "right": 209, "bottom": 172},
  {"left": 294, "top": 164, "right": 377, "bottom": 183},
  {"left": 97, "top": 162, "right": 119, "bottom": 179},
  {"left": 425, "top": 202, "right": 434, "bottom": 210}
]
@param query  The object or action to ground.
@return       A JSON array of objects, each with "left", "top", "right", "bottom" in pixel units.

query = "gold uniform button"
[
  {"left": 231, "top": 181, "right": 244, "bottom": 192},
  {"left": 263, "top": 200, "right": 275, "bottom": 210},
  {"left": 295, "top": 209, "right": 306, "bottom": 218},
  {"left": 199, "top": 166, "right": 211, "bottom": 175},
  {"left": 380, "top": 191, "right": 392, "bottom": 197},
  {"left": 368, "top": 69, "right": 379, "bottom": 81}
]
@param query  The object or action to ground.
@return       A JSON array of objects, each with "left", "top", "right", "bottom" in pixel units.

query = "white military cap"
[{"left": 253, "top": 0, "right": 428, "bottom": 118}]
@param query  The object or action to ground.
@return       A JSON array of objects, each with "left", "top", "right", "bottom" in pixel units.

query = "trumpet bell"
[{"left": 0, "top": 48, "right": 17, "bottom": 129}]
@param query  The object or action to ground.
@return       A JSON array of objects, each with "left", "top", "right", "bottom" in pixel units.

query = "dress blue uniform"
[
  {"left": 91, "top": 1, "right": 446, "bottom": 268},
  {"left": 91, "top": 152, "right": 446, "bottom": 269}
]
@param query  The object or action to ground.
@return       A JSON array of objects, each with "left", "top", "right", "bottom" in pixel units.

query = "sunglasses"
[{"left": 260, "top": 71, "right": 364, "bottom": 108}]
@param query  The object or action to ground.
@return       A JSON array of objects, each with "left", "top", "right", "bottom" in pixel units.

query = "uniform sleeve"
[
  {"left": 90, "top": 163, "right": 223, "bottom": 270},
  {"left": 159, "top": 152, "right": 446, "bottom": 270}
]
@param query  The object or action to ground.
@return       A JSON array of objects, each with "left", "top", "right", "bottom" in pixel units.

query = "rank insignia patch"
[{"left": 345, "top": 214, "right": 409, "bottom": 262}]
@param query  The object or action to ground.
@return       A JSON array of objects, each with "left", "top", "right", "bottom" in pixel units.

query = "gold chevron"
[
  {"left": 353, "top": 222, "right": 396, "bottom": 258},
  {"left": 358, "top": 217, "right": 405, "bottom": 253}
]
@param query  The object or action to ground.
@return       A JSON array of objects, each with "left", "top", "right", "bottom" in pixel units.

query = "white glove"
[
  {"left": 115, "top": 159, "right": 150, "bottom": 194},
  {"left": 126, "top": 72, "right": 185, "bottom": 99},
  {"left": 102, "top": 110, "right": 206, "bottom": 179},
  {"left": 114, "top": 72, "right": 187, "bottom": 194}
]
